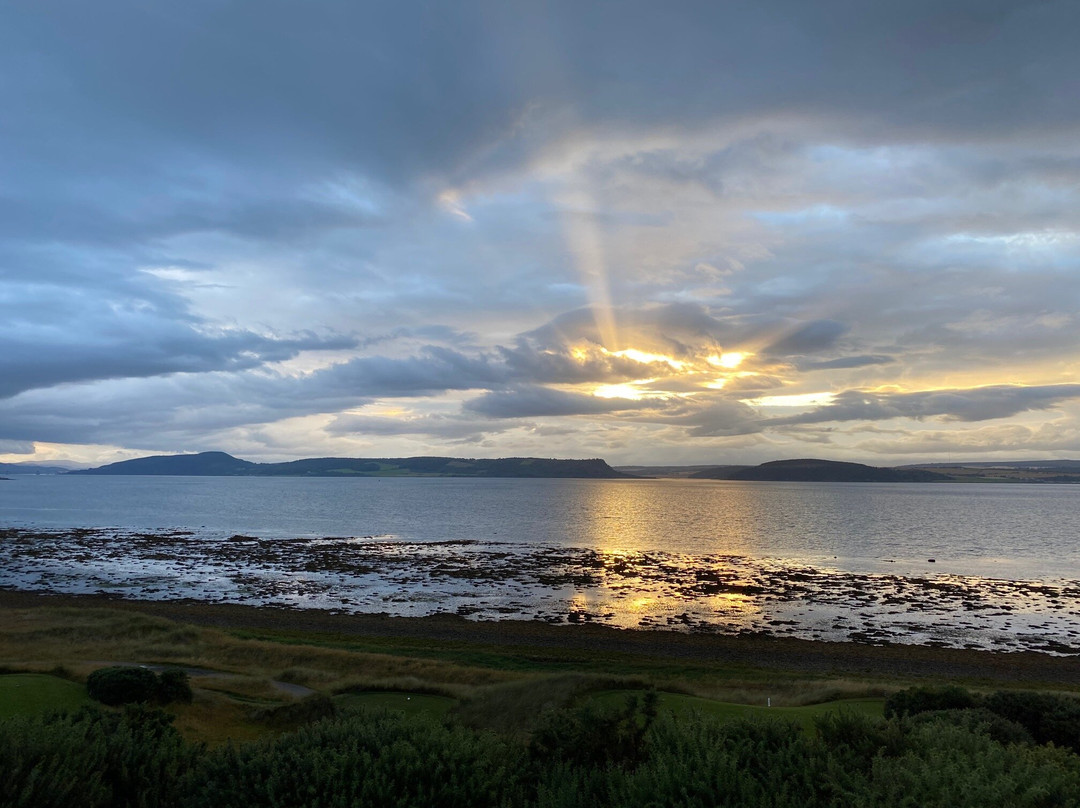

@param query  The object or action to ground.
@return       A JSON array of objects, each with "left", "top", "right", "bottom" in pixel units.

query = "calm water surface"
[
  {"left": 2, "top": 475, "right": 1077, "bottom": 576},
  {"left": 2, "top": 476, "right": 1079, "bottom": 651}
]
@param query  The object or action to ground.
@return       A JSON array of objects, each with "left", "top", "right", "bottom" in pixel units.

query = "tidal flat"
[{"left": 3, "top": 526, "right": 1078, "bottom": 656}]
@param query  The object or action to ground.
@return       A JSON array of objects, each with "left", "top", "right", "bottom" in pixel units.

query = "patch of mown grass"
[
  {"left": 588, "top": 689, "right": 885, "bottom": 733},
  {"left": 0, "top": 673, "right": 91, "bottom": 718}
]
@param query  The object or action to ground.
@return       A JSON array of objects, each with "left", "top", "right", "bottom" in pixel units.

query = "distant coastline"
[
  {"left": 67, "top": 451, "right": 633, "bottom": 479},
  {"left": 4, "top": 452, "right": 1079, "bottom": 483},
  {"left": 52, "top": 451, "right": 1080, "bottom": 482}
]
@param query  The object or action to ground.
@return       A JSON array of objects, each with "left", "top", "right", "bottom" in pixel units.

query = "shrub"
[
  {"left": 883, "top": 685, "right": 976, "bottom": 718},
  {"left": 984, "top": 690, "right": 1080, "bottom": 752},
  {"left": 911, "top": 707, "right": 1033, "bottom": 747},
  {"left": 529, "top": 690, "right": 658, "bottom": 769},
  {"left": 87, "top": 666, "right": 161, "bottom": 706},
  {"left": 187, "top": 711, "right": 525, "bottom": 808},
  {"left": 86, "top": 666, "right": 193, "bottom": 706},
  {"left": 0, "top": 705, "right": 197, "bottom": 808}
]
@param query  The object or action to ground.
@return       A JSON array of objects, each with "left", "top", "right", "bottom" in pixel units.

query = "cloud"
[
  {"left": 857, "top": 420, "right": 1080, "bottom": 456},
  {"left": 0, "top": 322, "right": 356, "bottom": 400},
  {"left": 796, "top": 355, "right": 896, "bottom": 371},
  {"left": 770, "top": 385, "right": 1080, "bottom": 427},
  {"left": 2, "top": 2, "right": 1080, "bottom": 463},
  {"left": 464, "top": 386, "right": 654, "bottom": 419},
  {"left": 763, "top": 320, "right": 849, "bottom": 357},
  {"left": 326, "top": 412, "right": 506, "bottom": 443},
  {"left": 678, "top": 400, "right": 764, "bottom": 438}
]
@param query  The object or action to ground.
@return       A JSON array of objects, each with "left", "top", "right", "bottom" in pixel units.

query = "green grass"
[
  {"left": 334, "top": 691, "right": 457, "bottom": 718},
  {"left": 228, "top": 627, "right": 793, "bottom": 683},
  {"left": 589, "top": 690, "right": 885, "bottom": 733},
  {"left": 0, "top": 673, "right": 91, "bottom": 718}
]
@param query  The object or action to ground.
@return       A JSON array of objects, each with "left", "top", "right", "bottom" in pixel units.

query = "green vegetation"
[
  {"left": 86, "top": 666, "right": 193, "bottom": 706},
  {"left": 6, "top": 600, "right": 1080, "bottom": 805},
  {"left": 335, "top": 690, "right": 457, "bottom": 718},
  {"left": 590, "top": 690, "right": 884, "bottom": 733},
  {"left": 0, "top": 674, "right": 90, "bottom": 718},
  {"left": 886, "top": 685, "right": 1080, "bottom": 752},
  {"left": 3, "top": 688, "right": 1080, "bottom": 807}
]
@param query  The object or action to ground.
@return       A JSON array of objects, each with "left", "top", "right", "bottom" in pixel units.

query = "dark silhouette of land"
[
  {"left": 62, "top": 452, "right": 1080, "bottom": 482},
  {"left": 69, "top": 451, "right": 633, "bottom": 478},
  {"left": 689, "top": 458, "right": 949, "bottom": 483},
  {"left": 0, "top": 461, "right": 73, "bottom": 475}
]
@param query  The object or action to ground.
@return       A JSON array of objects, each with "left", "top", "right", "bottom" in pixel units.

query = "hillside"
[
  {"left": 690, "top": 459, "right": 950, "bottom": 483},
  {"left": 70, "top": 452, "right": 633, "bottom": 478},
  {"left": 0, "top": 462, "right": 76, "bottom": 475},
  {"left": 68, "top": 451, "right": 257, "bottom": 476}
]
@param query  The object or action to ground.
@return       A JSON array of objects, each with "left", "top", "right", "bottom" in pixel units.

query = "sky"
[{"left": 2, "top": 0, "right": 1080, "bottom": 467}]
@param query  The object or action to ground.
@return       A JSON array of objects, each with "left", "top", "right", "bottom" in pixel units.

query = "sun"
[
  {"left": 708, "top": 352, "right": 747, "bottom": 369},
  {"left": 594, "top": 382, "right": 650, "bottom": 400}
]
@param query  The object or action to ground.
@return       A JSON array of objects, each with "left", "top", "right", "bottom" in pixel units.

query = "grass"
[
  {"left": 0, "top": 673, "right": 91, "bottom": 718},
  {"left": 0, "top": 606, "right": 515, "bottom": 692},
  {"left": 588, "top": 690, "right": 885, "bottom": 733},
  {"left": 0, "top": 598, "right": 1071, "bottom": 746},
  {"left": 335, "top": 691, "right": 457, "bottom": 718}
]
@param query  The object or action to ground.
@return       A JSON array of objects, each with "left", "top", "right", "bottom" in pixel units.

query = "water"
[{"left": 2, "top": 476, "right": 1079, "bottom": 652}]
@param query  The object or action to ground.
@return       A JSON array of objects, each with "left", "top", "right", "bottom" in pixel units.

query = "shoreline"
[
  {"left": 3, "top": 588, "right": 1080, "bottom": 687},
  {"left": 4, "top": 526, "right": 1080, "bottom": 656}
]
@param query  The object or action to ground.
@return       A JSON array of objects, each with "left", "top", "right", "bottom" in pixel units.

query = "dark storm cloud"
[{"left": 7, "top": 1, "right": 1071, "bottom": 245}]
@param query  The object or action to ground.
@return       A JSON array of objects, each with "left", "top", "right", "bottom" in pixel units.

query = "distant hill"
[
  {"left": 0, "top": 462, "right": 76, "bottom": 475},
  {"left": 70, "top": 452, "right": 634, "bottom": 478},
  {"left": 902, "top": 461, "right": 1080, "bottom": 484},
  {"left": 906, "top": 460, "right": 1080, "bottom": 470},
  {"left": 69, "top": 451, "right": 257, "bottom": 476},
  {"left": 690, "top": 459, "right": 951, "bottom": 483}
]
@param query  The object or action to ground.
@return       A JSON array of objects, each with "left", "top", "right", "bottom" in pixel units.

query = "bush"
[
  {"left": 87, "top": 666, "right": 161, "bottom": 706},
  {"left": 86, "top": 666, "right": 193, "bottom": 706},
  {"left": 529, "top": 690, "right": 658, "bottom": 769},
  {"left": 884, "top": 685, "right": 977, "bottom": 718},
  {"left": 187, "top": 711, "right": 525, "bottom": 808},
  {"left": 0, "top": 705, "right": 197, "bottom": 808},
  {"left": 911, "top": 707, "right": 1033, "bottom": 747},
  {"left": 984, "top": 691, "right": 1080, "bottom": 752}
]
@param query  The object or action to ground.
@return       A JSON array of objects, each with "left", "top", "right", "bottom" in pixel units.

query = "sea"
[{"left": 2, "top": 475, "right": 1079, "bottom": 653}]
